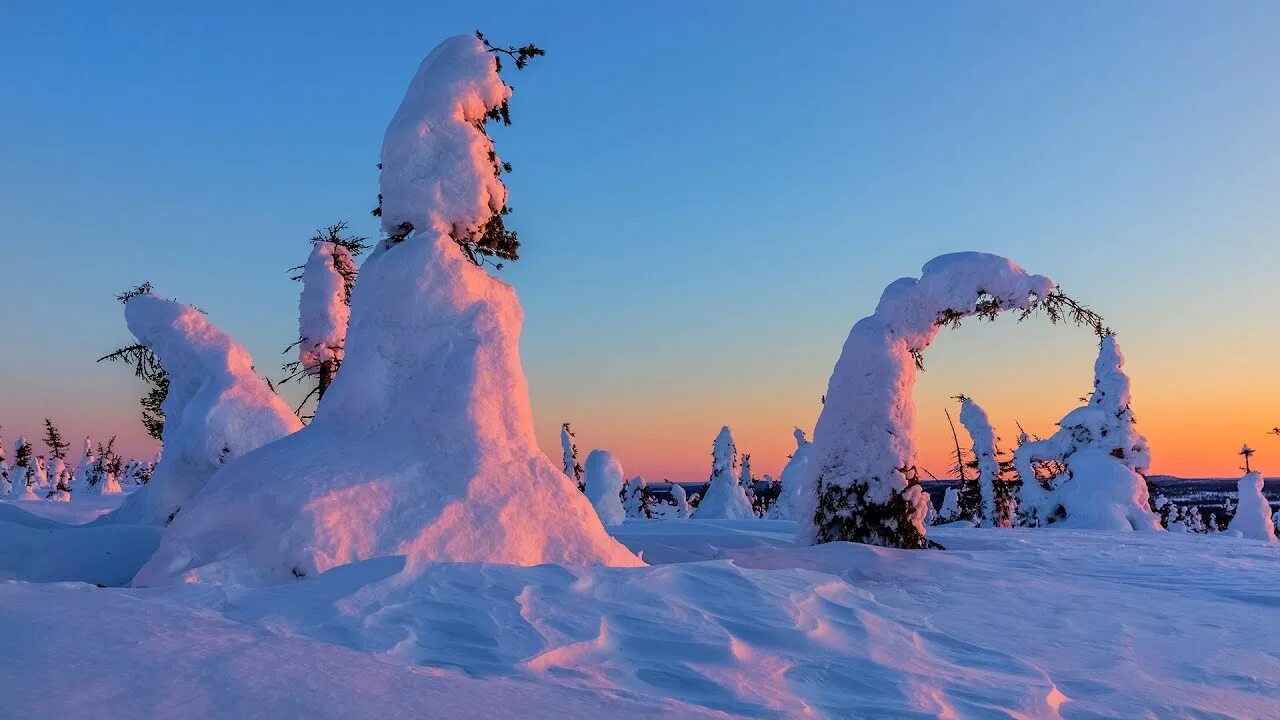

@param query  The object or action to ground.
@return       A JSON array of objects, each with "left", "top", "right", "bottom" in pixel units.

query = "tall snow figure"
[
  {"left": 695, "top": 426, "right": 755, "bottom": 520},
  {"left": 285, "top": 222, "right": 368, "bottom": 412},
  {"left": 766, "top": 428, "right": 812, "bottom": 520},
  {"left": 1227, "top": 471, "right": 1277, "bottom": 543},
  {"left": 1013, "top": 335, "right": 1161, "bottom": 530},
  {"left": 801, "top": 253, "right": 1073, "bottom": 548},
  {"left": 95, "top": 294, "right": 302, "bottom": 527},
  {"left": 958, "top": 397, "right": 1015, "bottom": 527},
  {"left": 133, "top": 35, "right": 639, "bottom": 585},
  {"left": 584, "top": 450, "right": 627, "bottom": 527}
]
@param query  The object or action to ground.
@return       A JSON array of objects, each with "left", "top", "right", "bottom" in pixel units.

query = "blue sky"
[{"left": 3, "top": 2, "right": 1279, "bottom": 478}]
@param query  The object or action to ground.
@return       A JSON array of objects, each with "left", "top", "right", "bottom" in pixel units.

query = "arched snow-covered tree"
[
  {"left": 695, "top": 426, "right": 755, "bottom": 520},
  {"left": 1014, "top": 335, "right": 1161, "bottom": 531},
  {"left": 585, "top": 450, "right": 627, "bottom": 527},
  {"left": 801, "top": 253, "right": 1101, "bottom": 548},
  {"left": 1227, "top": 471, "right": 1277, "bottom": 543},
  {"left": 766, "top": 428, "right": 812, "bottom": 520},
  {"left": 958, "top": 396, "right": 1016, "bottom": 528}
]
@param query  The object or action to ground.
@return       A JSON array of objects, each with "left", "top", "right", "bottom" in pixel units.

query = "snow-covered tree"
[
  {"left": 668, "top": 481, "right": 692, "bottom": 519},
  {"left": 98, "top": 283, "right": 169, "bottom": 441},
  {"left": 42, "top": 419, "right": 69, "bottom": 462},
  {"left": 738, "top": 452, "right": 757, "bottom": 514},
  {"left": 131, "top": 33, "right": 639, "bottom": 586},
  {"left": 766, "top": 428, "right": 813, "bottom": 520},
  {"left": 1014, "top": 335, "right": 1160, "bottom": 531},
  {"left": 282, "top": 222, "right": 369, "bottom": 418},
  {"left": 694, "top": 426, "right": 755, "bottom": 520},
  {"left": 944, "top": 407, "right": 981, "bottom": 522},
  {"left": 93, "top": 293, "right": 302, "bottom": 527},
  {"left": 623, "top": 476, "right": 653, "bottom": 519},
  {"left": 83, "top": 437, "right": 124, "bottom": 495},
  {"left": 72, "top": 437, "right": 95, "bottom": 490},
  {"left": 958, "top": 396, "right": 1016, "bottom": 528},
  {"left": 936, "top": 486, "right": 963, "bottom": 524},
  {"left": 560, "top": 422, "right": 584, "bottom": 492},
  {"left": 1227, "top": 470, "right": 1277, "bottom": 542},
  {"left": 584, "top": 450, "right": 627, "bottom": 526},
  {"left": 802, "top": 253, "right": 1095, "bottom": 549},
  {"left": 8, "top": 436, "right": 34, "bottom": 499}
]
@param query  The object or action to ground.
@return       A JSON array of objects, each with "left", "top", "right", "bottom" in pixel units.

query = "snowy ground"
[{"left": 0, "top": 507, "right": 1276, "bottom": 719}]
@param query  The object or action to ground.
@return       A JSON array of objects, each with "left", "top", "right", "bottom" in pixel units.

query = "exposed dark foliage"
[
  {"left": 42, "top": 419, "right": 69, "bottom": 460},
  {"left": 811, "top": 478, "right": 942, "bottom": 550}
]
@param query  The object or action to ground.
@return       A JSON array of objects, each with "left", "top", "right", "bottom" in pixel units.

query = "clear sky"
[{"left": 2, "top": 2, "right": 1279, "bottom": 481}]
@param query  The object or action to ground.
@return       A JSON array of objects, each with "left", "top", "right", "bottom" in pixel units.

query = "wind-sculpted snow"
[
  {"left": 111, "top": 524, "right": 1280, "bottom": 718},
  {"left": 584, "top": 450, "right": 626, "bottom": 527},
  {"left": 97, "top": 294, "right": 301, "bottom": 527}
]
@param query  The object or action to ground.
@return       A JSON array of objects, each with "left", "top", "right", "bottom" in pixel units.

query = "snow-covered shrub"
[
  {"left": 766, "top": 428, "right": 812, "bottom": 520},
  {"left": 694, "top": 426, "right": 755, "bottom": 520},
  {"left": 802, "top": 253, "right": 1079, "bottom": 548},
  {"left": 584, "top": 450, "right": 627, "bottom": 526},
  {"left": 623, "top": 476, "right": 653, "bottom": 519},
  {"left": 94, "top": 293, "right": 302, "bottom": 527},
  {"left": 1013, "top": 336, "right": 1161, "bottom": 531},
  {"left": 668, "top": 482, "right": 692, "bottom": 519},
  {"left": 132, "top": 35, "right": 639, "bottom": 585},
  {"left": 936, "top": 487, "right": 962, "bottom": 524},
  {"left": 8, "top": 437, "right": 37, "bottom": 500},
  {"left": 958, "top": 397, "right": 1016, "bottom": 527},
  {"left": 561, "top": 423, "right": 584, "bottom": 492},
  {"left": 1226, "top": 472, "right": 1277, "bottom": 543}
]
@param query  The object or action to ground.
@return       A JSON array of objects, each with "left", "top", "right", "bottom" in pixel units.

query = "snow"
[
  {"left": 1048, "top": 449, "right": 1163, "bottom": 531},
  {"left": 297, "top": 239, "right": 354, "bottom": 379},
  {"left": 584, "top": 450, "right": 626, "bottom": 527},
  {"left": 94, "top": 293, "right": 302, "bottom": 527},
  {"left": 767, "top": 428, "right": 811, "bottom": 520},
  {"left": 377, "top": 34, "right": 509, "bottom": 240},
  {"left": 1014, "top": 336, "right": 1162, "bottom": 531},
  {"left": 1227, "top": 471, "right": 1277, "bottom": 542},
  {"left": 694, "top": 426, "right": 755, "bottom": 520},
  {"left": 958, "top": 397, "right": 1009, "bottom": 527},
  {"left": 937, "top": 486, "right": 961, "bottom": 522},
  {"left": 130, "top": 37, "right": 639, "bottom": 586},
  {"left": 803, "top": 252, "right": 1055, "bottom": 546},
  {"left": 667, "top": 481, "right": 691, "bottom": 518},
  {"left": 2, "top": 523, "right": 1276, "bottom": 718}
]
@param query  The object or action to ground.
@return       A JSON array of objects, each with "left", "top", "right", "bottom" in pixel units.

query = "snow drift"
[
  {"left": 133, "top": 35, "right": 639, "bottom": 585},
  {"left": 96, "top": 294, "right": 301, "bottom": 527}
]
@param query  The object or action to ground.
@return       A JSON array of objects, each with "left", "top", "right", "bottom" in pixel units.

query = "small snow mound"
[
  {"left": 1049, "top": 449, "right": 1162, "bottom": 531},
  {"left": 1227, "top": 471, "right": 1277, "bottom": 543}
]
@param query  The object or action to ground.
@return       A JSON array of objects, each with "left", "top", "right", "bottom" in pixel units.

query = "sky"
[{"left": 2, "top": 2, "right": 1279, "bottom": 481}]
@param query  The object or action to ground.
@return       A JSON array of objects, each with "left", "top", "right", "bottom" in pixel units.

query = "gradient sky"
[{"left": 2, "top": 2, "right": 1279, "bottom": 481}]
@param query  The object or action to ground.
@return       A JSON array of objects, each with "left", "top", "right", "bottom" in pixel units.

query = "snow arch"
[{"left": 801, "top": 252, "right": 1103, "bottom": 549}]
